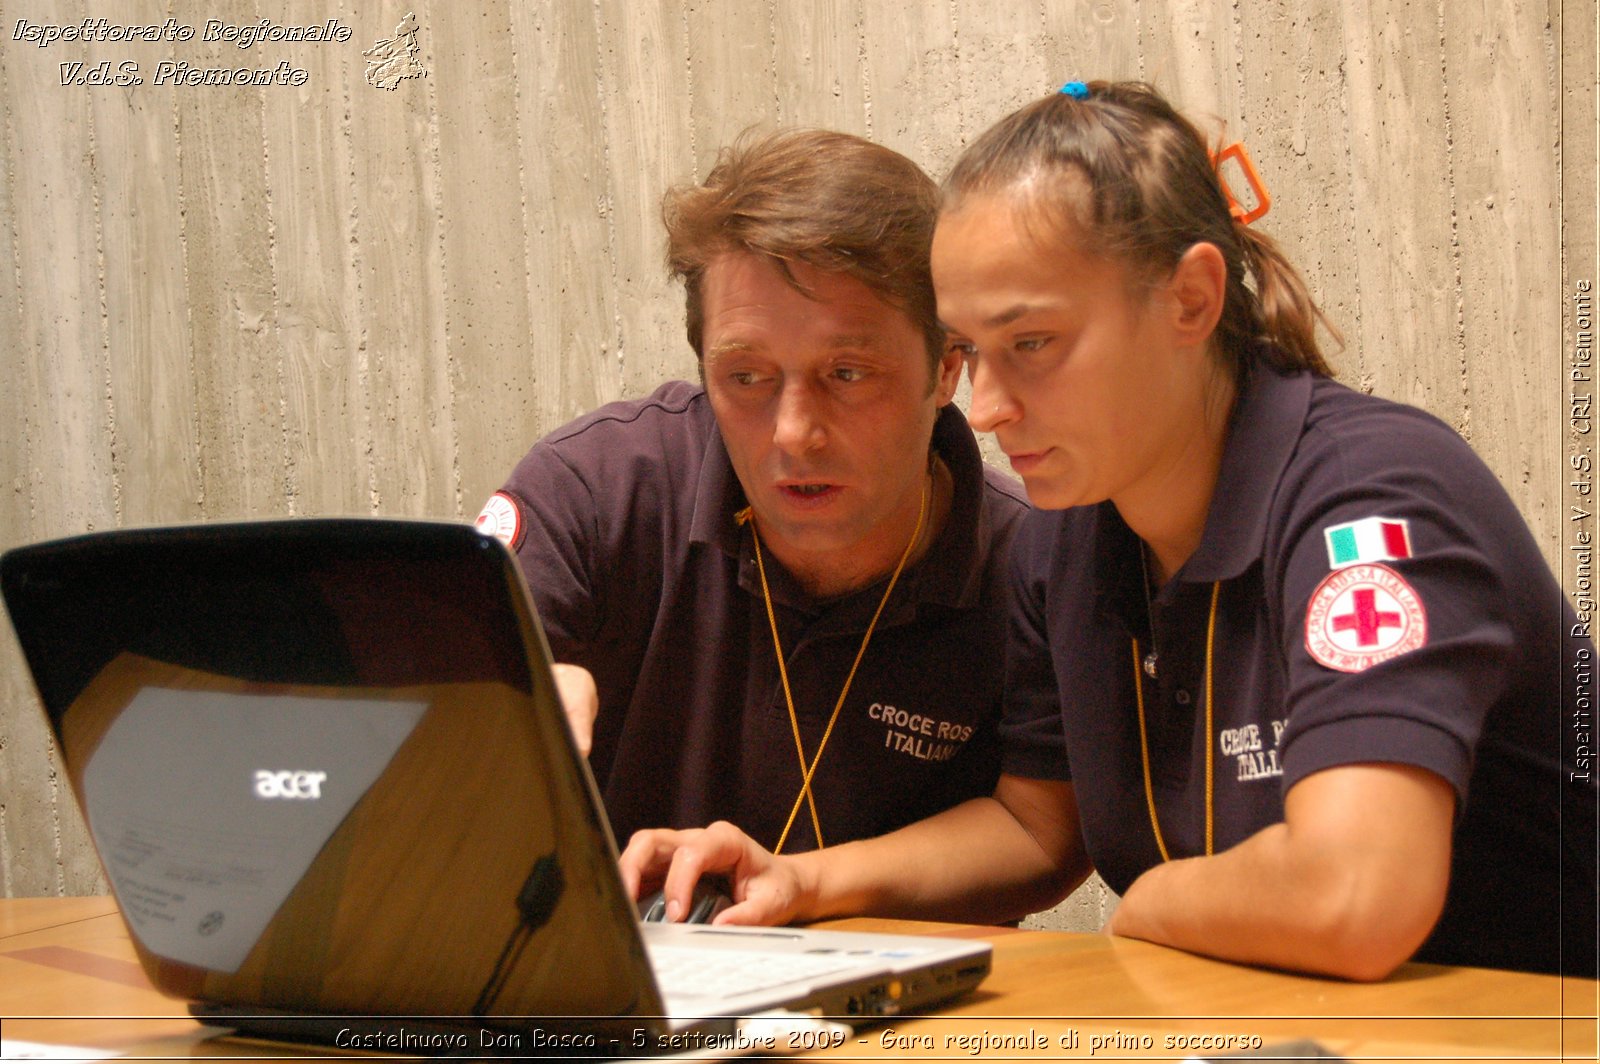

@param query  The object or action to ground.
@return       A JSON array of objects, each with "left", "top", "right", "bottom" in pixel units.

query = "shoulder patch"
[
  {"left": 1304, "top": 562, "right": 1427, "bottom": 673},
  {"left": 474, "top": 491, "right": 524, "bottom": 551},
  {"left": 1323, "top": 516, "right": 1412, "bottom": 569}
]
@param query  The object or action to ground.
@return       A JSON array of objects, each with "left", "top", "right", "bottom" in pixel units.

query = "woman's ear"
[{"left": 1166, "top": 241, "right": 1226, "bottom": 346}]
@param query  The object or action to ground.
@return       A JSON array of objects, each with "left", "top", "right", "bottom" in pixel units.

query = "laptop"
[{"left": 0, "top": 519, "right": 991, "bottom": 1055}]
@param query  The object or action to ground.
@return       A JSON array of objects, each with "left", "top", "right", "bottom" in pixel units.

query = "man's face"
[{"left": 700, "top": 252, "right": 960, "bottom": 595}]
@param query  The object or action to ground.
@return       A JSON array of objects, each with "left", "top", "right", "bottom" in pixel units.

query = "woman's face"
[{"left": 931, "top": 193, "right": 1218, "bottom": 512}]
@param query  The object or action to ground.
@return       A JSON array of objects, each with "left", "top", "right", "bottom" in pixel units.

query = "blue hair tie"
[{"left": 1059, "top": 80, "right": 1089, "bottom": 99}]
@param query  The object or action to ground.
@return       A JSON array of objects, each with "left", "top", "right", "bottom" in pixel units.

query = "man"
[{"left": 477, "top": 129, "right": 1028, "bottom": 858}]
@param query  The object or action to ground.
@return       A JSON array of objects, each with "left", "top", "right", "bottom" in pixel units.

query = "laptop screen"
[{"left": 2, "top": 520, "right": 665, "bottom": 1034}]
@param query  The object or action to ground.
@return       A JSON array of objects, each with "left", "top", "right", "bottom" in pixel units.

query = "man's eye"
[
  {"left": 947, "top": 340, "right": 976, "bottom": 360},
  {"left": 832, "top": 366, "right": 866, "bottom": 382}
]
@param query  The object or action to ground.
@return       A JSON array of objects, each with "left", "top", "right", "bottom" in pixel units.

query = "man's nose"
[{"left": 772, "top": 380, "right": 828, "bottom": 454}]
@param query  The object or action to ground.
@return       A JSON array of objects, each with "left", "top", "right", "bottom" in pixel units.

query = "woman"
[{"left": 619, "top": 82, "right": 1595, "bottom": 980}]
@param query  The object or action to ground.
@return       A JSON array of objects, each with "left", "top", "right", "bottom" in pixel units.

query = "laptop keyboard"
[{"left": 648, "top": 944, "right": 861, "bottom": 1001}]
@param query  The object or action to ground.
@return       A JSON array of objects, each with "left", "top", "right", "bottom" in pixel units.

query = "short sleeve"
[
  {"left": 1273, "top": 409, "right": 1522, "bottom": 805},
  {"left": 487, "top": 440, "right": 605, "bottom": 658},
  {"left": 999, "top": 512, "right": 1073, "bottom": 781}
]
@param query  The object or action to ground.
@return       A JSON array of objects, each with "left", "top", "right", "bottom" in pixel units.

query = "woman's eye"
[{"left": 1015, "top": 337, "right": 1051, "bottom": 353}]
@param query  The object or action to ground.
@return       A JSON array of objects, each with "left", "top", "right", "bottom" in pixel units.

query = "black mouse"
[{"left": 638, "top": 876, "right": 734, "bottom": 924}]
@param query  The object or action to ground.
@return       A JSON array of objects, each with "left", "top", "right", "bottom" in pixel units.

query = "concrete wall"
[{"left": 0, "top": 1, "right": 1593, "bottom": 933}]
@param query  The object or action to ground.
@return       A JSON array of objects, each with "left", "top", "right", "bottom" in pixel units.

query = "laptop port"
[{"left": 846, "top": 982, "right": 903, "bottom": 1016}]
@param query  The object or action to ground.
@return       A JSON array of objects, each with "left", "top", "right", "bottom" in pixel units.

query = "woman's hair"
[
  {"left": 663, "top": 127, "right": 945, "bottom": 371},
  {"left": 943, "top": 81, "right": 1339, "bottom": 377}
]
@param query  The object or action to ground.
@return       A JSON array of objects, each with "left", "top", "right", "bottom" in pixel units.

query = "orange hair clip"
[{"left": 1210, "top": 142, "right": 1271, "bottom": 225}]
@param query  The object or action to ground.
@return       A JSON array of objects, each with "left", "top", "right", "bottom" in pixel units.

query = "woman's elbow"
[{"left": 1303, "top": 869, "right": 1448, "bottom": 981}]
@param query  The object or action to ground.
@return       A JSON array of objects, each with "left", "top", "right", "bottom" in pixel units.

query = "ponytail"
[{"left": 1233, "top": 222, "right": 1340, "bottom": 377}]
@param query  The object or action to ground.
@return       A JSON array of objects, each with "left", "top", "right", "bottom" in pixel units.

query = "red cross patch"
[
  {"left": 1304, "top": 562, "right": 1427, "bottom": 672},
  {"left": 474, "top": 491, "right": 524, "bottom": 551}
]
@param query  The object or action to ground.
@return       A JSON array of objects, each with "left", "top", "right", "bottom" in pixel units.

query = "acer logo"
[{"left": 254, "top": 770, "right": 327, "bottom": 800}]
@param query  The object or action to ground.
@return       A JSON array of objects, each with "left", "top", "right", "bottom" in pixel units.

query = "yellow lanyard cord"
[
  {"left": 738, "top": 479, "right": 928, "bottom": 855},
  {"left": 1130, "top": 579, "right": 1221, "bottom": 861}
]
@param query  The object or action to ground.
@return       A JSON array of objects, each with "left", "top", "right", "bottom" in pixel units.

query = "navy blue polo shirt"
[
  {"left": 1003, "top": 358, "right": 1597, "bottom": 974},
  {"left": 485, "top": 382, "right": 1028, "bottom": 853}
]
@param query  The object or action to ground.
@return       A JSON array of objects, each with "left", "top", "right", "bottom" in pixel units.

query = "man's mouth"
[{"left": 777, "top": 482, "right": 842, "bottom": 504}]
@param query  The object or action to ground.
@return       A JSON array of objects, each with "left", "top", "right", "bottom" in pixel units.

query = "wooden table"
[{"left": 1, "top": 897, "right": 1595, "bottom": 1061}]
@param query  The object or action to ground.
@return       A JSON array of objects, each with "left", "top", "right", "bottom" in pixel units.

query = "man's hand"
[
  {"left": 618, "top": 821, "right": 812, "bottom": 926},
  {"left": 550, "top": 663, "right": 598, "bottom": 756}
]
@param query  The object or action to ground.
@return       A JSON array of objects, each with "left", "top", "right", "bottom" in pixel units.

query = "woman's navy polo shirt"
[{"left": 1002, "top": 360, "right": 1597, "bottom": 974}]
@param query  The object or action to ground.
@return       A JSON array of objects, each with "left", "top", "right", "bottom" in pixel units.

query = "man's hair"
[{"left": 663, "top": 128, "right": 943, "bottom": 370}]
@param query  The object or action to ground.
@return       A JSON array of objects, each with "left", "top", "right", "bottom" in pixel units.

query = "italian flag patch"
[{"left": 1324, "top": 517, "right": 1412, "bottom": 569}]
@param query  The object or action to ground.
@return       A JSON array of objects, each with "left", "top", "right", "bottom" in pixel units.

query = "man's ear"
[
  {"left": 1166, "top": 242, "right": 1226, "bottom": 347},
  {"left": 933, "top": 347, "right": 963, "bottom": 406}
]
